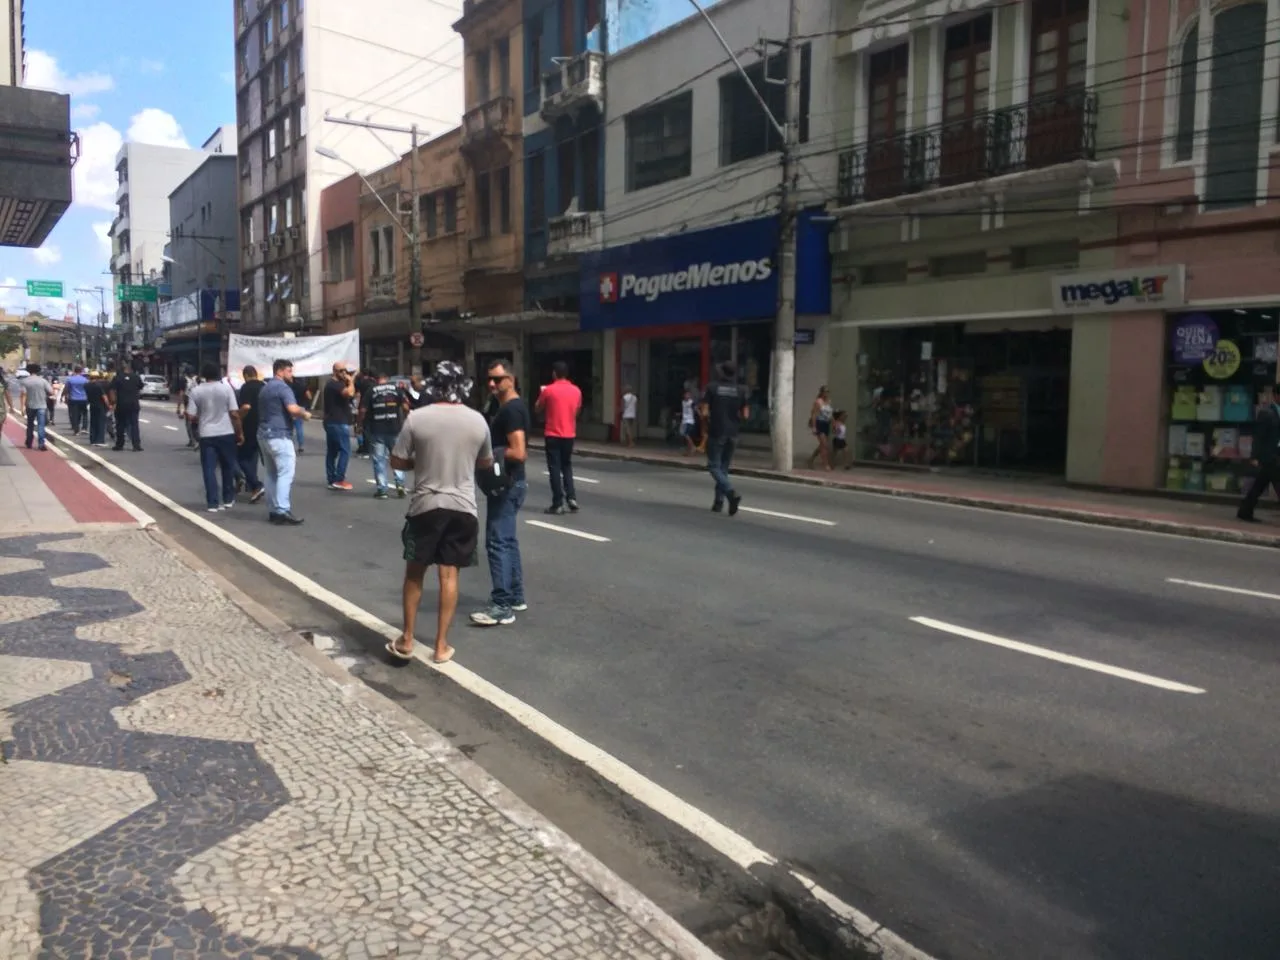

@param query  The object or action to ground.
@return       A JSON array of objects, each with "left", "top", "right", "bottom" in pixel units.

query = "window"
[
  {"left": 443, "top": 187, "right": 457, "bottom": 232},
  {"left": 475, "top": 49, "right": 490, "bottom": 103},
  {"left": 327, "top": 226, "right": 354, "bottom": 279},
  {"left": 719, "top": 46, "right": 810, "bottom": 166},
  {"left": 262, "top": 72, "right": 272, "bottom": 103},
  {"left": 1175, "top": 27, "right": 1198, "bottom": 163},
  {"left": 929, "top": 251, "right": 987, "bottom": 277},
  {"left": 1029, "top": 0, "right": 1088, "bottom": 98},
  {"left": 263, "top": 12, "right": 273, "bottom": 45},
  {"left": 280, "top": 0, "right": 289, "bottom": 27},
  {"left": 269, "top": 201, "right": 279, "bottom": 235},
  {"left": 421, "top": 192, "right": 437, "bottom": 238},
  {"left": 382, "top": 226, "right": 395, "bottom": 274},
  {"left": 1010, "top": 239, "right": 1079, "bottom": 269},
  {"left": 476, "top": 171, "right": 491, "bottom": 238},
  {"left": 859, "top": 262, "right": 908, "bottom": 285},
  {"left": 370, "top": 228, "right": 382, "bottom": 275},
  {"left": 498, "top": 166, "right": 511, "bottom": 233},
  {"left": 528, "top": 152, "right": 545, "bottom": 228},
  {"left": 581, "top": 126, "right": 601, "bottom": 211},
  {"left": 1205, "top": 2, "right": 1266, "bottom": 208},
  {"left": 370, "top": 225, "right": 395, "bottom": 275},
  {"left": 285, "top": 196, "right": 294, "bottom": 228},
  {"left": 529, "top": 18, "right": 542, "bottom": 90},
  {"left": 869, "top": 44, "right": 908, "bottom": 141},
  {"left": 944, "top": 16, "right": 991, "bottom": 123},
  {"left": 267, "top": 126, "right": 277, "bottom": 158},
  {"left": 557, "top": 136, "right": 576, "bottom": 213},
  {"left": 281, "top": 56, "right": 290, "bottom": 88},
  {"left": 497, "top": 38, "right": 510, "bottom": 96},
  {"left": 283, "top": 114, "right": 292, "bottom": 147},
  {"left": 626, "top": 92, "right": 692, "bottom": 191}
]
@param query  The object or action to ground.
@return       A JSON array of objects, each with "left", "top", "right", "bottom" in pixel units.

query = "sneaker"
[
  {"left": 374, "top": 489, "right": 389, "bottom": 500},
  {"left": 396, "top": 484, "right": 406, "bottom": 499},
  {"left": 249, "top": 488, "right": 265, "bottom": 504},
  {"left": 567, "top": 499, "right": 579, "bottom": 513},
  {"left": 544, "top": 504, "right": 565, "bottom": 515},
  {"left": 512, "top": 602, "right": 528, "bottom": 612},
  {"left": 728, "top": 493, "right": 742, "bottom": 517},
  {"left": 207, "top": 506, "right": 221, "bottom": 513},
  {"left": 220, "top": 502, "right": 234, "bottom": 511},
  {"left": 271, "top": 512, "right": 304, "bottom": 525},
  {"left": 470, "top": 605, "right": 515, "bottom": 626},
  {"left": 332, "top": 480, "right": 354, "bottom": 491}
]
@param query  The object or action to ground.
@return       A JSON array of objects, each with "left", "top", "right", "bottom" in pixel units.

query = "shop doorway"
[
  {"left": 531, "top": 349, "right": 595, "bottom": 435},
  {"left": 647, "top": 338, "right": 702, "bottom": 434},
  {"left": 857, "top": 322, "right": 1072, "bottom": 472}
]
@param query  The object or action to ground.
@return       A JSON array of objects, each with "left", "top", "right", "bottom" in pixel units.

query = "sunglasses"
[{"left": 487, "top": 374, "right": 510, "bottom": 383}]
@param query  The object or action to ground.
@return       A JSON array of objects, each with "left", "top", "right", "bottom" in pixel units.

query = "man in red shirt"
[{"left": 535, "top": 360, "right": 583, "bottom": 515}]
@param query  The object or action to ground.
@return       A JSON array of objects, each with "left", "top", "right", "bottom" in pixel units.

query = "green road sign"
[
  {"left": 26, "top": 279, "right": 63, "bottom": 298},
  {"left": 116, "top": 284, "right": 158, "bottom": 303}
]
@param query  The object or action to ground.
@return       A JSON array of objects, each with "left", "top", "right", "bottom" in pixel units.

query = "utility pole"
[
  {"left": 685, "top": 0, "right": 801, "bottom": 471},
  {"left": 321, "top": 116, "right": 425, "bottom": 376},
  {"left": 771, "top": 0, "right": 803, "bottom": 472}
]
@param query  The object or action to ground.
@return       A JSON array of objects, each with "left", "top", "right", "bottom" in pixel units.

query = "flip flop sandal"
[
  {"left": 432, "top": 648, "right": 455, "bottom": 665},
  {"left": 385, "top": 640, "right": 414, "bottom": 661}
]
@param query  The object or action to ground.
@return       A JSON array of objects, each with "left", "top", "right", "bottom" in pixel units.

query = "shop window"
[
  {"left": 1165, "top": 308, "right": 1278, "bottom": 494},
  {"left": 1010, "top": 239, "right": 1078, "bottom": 269},
  {"left": 718, "top": 45, "right": 810, "bottom": 167},
  {"left": 625, "top": 92, "right": 692, "bottom": 192},
  {"left": 860, "top": 261, "right": 908, "bottom": 285},
  {"left": 1174, "top": 25, "right": 1198, "bottom": 162},
  {"left": 1204, "top": 2, "right": 1266, "bottom": 209},
  {"left": 929, "top": 251, "right": 987, "bottom": 277}
]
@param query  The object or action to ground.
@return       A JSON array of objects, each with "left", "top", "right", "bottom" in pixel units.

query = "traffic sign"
[
  {"left": 409, "top": 332, "right": 424, "bottom": 347},
  {"left": 26, "top": 279, "right": 63, "bottom": 298},
  {"left": 116, "top": 284, "right": 158, "bottom": 303}
]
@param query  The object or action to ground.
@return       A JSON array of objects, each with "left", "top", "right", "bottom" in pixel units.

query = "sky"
[{"left": 0, "top": 0, "right": 235, "bottom": 324}]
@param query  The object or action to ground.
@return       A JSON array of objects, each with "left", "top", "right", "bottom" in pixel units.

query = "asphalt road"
[{"left": 65, "top": 402, "right": 1280, "bottom": 960}]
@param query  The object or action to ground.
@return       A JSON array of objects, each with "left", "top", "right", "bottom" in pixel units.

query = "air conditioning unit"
[
  {"left": 274, "top": 154, "right": 283, "bottom": 168},
  {"left": 321, "top": 270, "right": 341, "bottom": 284},
  {"left": 288, "top": 226, "right": 300, "bottom": 239},
  {"left": 272, "top": 234, "right": 285, "bottom": 247},
  {"left": 258, "top": 240, "right": 269, "bottom": 252}
]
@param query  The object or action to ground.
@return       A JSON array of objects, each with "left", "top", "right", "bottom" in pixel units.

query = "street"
[{"left": 63, "top": 403, "right": 1280, "bottom": 960}]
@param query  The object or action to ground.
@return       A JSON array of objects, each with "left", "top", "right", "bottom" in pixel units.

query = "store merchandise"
[
  {"left": 1196, "top": 385, "right": 1224, "bottom": 421},
  {"left": 1185, "top": 432, "right": 1206, "bottom": 458},
  {"left": 1223, "top": 384, "right": 1253, "bottom": 422},
  {"left": 1170, "top": 385, "right": 1197, "bottom": 421},
  {"left": 1185, "top": 460, "right": 1205, "bottom": 491},
  {"left": 1211, "top": 427, "right": 1240, "bottom": 458},
  {"left": 1168, "top": 424, "right": 1188, "bottom": 456},
  {"left": 1240, "top": 433, "right": 1255, "bottom": 460},
  {"left": 1206, "top": 470, "right": 1237, "bottom": 493}
]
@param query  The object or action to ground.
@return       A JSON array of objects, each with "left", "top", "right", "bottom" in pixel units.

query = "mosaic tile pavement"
[{"left": 0, "top": 531, "right": 685, "bottom": 960}]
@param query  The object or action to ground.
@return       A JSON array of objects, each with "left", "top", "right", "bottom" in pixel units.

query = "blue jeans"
[
  {"left": 707, "top": 436, "right": 737, "bottom": 505},
  {"left": 260, "top": 431, "right": 297, "bottom": 515},
  {"left": 199, "top": 434, "right": 239, "bottom": 508},
  {"left": 324, "top": 422, "right": 351, "bottom": 484},
  {"left": 368, "top": 432, "right": 405, "bottom": 492},
  {"left": 237, "top": 434, "right": 263, "bottom": 494},
  {"left": 485, "top": 479, "right": 526, "bottom": 610},
  {"left": 25, "top": 408, "right": 47, "bottom": 448},
  {"left": 294, "top": 417, "right": 305, "bottom": 450}
]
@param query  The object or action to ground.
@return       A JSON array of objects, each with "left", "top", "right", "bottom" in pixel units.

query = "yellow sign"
[{"left": 1203, "top": 339, "right": 1241, "bottom": 379}]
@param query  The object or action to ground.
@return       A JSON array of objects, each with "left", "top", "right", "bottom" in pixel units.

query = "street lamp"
[{"left": 315, "top": 137, "right": 422, "bottom": 372}]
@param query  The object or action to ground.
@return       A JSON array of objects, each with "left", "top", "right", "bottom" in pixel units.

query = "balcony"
[
  {"left": 115, "top": 178, "right": 128, "bottom": 203},
  {"left": 0, "top": 87, "right": 76, "bottom": 247},
  {"left": 836, "top": 90, "right": 1100, "bottom": 210},
  {"left": 365, "top": 273, "right": 396, "bottom": 303},
  {"left": 546, "top": 210, "right": 602, "bottom": 258},
  {"left": 461, "top": 95, "right": 515, "bottom": 160},
  {"left": 540, "top": 51, "right": 604, "bottom": 122}
]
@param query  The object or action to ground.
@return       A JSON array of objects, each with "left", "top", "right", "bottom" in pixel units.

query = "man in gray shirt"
[
  {"left": 19, "top": 364, "right": 52, "bottom": 451},
  {"left": 186, "top": 363, "right": 244, "bottom": 512},
  {"left": 387, "top": 361, "right": 493, "bottom": 665}
]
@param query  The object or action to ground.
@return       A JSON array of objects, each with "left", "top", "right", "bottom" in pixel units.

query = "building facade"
[{"left": 233, "top": 0, "right": 463, "bottom": 333}]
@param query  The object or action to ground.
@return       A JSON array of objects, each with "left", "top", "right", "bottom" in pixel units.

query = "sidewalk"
[
  {"left": 0, "top": 424, "right": 714, "bottom": 959},
  {"left": 543, "top": 437, "right": 1280, "bottom": 548}
]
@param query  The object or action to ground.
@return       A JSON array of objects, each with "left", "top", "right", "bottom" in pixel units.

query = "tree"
[{"left": 0, "top": 325, "right": 24, "bottom": 359}]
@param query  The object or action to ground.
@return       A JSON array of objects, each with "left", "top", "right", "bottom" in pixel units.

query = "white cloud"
[
  {"left": 126, "top": 108, "right": 188, "bottom": 149},
  {"left": 92, "top": 221, "right": 113, "bottom": 258},
  {"left": 24, "top": 50, "right": 114, "bottom": 97},
  {"left": 31, "top": 245, "right": 61, "bottom": 266},
  {"left": 74, "top": 121, "right": 124, "bottom": 211},
  {"left": 71, "top": 103, "right": 101, "bottom": 121},
  {"left": 138, "top": 59, "right": 165, "bottom": 75}
]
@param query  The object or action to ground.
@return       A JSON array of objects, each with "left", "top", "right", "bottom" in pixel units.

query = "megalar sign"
[{"left": 1051, "top": 265, "right": 1186, "bottom": 314}]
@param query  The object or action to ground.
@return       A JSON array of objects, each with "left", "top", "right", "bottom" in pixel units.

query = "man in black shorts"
[{"left": 388, "top": 361, "right": 493, "bottom": 664}]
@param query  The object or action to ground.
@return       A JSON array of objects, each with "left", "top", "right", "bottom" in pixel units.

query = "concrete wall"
[
  {"left": 167, "top": 155, "right": 241, "bottom": 301},
  {"left": 118, "top": 142, "right": 210, "bottom": 281},
  {"left": 318, "top": 173, "right": 362, "bottom": 332},
  {"left": 602, "top": 0, "right": 836, "bottom": 247}
]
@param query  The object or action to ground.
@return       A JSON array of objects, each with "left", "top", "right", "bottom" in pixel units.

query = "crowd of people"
[{"left": 1, "top": 362, "right": 149, "bottom": 451}]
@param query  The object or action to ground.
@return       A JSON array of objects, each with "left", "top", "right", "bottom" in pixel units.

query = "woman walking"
[{"left": 808, "top": 385, "right": 834, "bottom": 470}]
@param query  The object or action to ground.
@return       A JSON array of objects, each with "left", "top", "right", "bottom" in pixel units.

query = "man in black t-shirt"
[
  {"left": 353, "top": 370, "right": 373, "bottom": 457},
  {"left": 702, "top": 361, "right": 750, "bottom": 516},
  {"left": 471, "top": 358, "right": 530, "bottom": 627},
  {"left": 359, "top": 372, "right": 406, "bottom": 499},
  {"left": 322, "top": 363, "right": 356, "bottom": 489},
  {"left": 108, "top": 365, "right": 144, "bottom": 452},
  {"left": 236, "top": 365, "right": 267, "bottom": 503}
]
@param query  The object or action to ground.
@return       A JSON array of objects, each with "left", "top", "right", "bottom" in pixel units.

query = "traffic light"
[{"left": 29, "top": 319, "right": 39, "bottom": 332}]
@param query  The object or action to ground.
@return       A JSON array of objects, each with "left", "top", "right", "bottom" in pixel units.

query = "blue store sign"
[{"left": 580, "top": 214, "right": 831, "bottom": 331}]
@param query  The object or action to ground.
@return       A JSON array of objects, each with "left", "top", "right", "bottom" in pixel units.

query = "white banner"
[{"left": 227, "top": 331, "right": 360, "bottom": 380}]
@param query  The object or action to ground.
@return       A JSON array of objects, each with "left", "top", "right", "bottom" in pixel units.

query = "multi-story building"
[
  {"left": 233, "top": 0, "right": 464, "bottom": 334},
  {"left": 320, "top": 128, "right": 469, "bottom": 375},
  {"left": 110, "top": 141, "right": 216, "bottom": 351},
  {"left": 0, "top": 0, "right": 75, "bottom": 248},
  {"left": 585, "top": 0, "right": 835, "bottom": 444}
]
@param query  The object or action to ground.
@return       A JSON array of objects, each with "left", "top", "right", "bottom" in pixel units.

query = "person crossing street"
[
  {"left": 535, "top": 360, "right": 582, "bottom": 515},
  {"left": 703, "top": 361, "right": 750, "bottom": 516}
]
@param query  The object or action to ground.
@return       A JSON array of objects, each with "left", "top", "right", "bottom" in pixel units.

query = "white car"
[{"left": 140, "top": 375, "right": 169, "bottom": 400}]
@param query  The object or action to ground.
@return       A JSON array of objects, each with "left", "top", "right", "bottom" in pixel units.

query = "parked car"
[{"left": 140, "top": 375, "right": 169, "bottom": 400}]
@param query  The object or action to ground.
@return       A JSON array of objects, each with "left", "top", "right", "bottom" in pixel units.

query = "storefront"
[
  {"left": 580, "top": 214, "right": 830, "bottom": 442},
  {"left": 1163, "top": 307, "right": 1278, "bottom": 496},
  {"left": 529, "top": 330, "right": 604, "bottom": 433}
]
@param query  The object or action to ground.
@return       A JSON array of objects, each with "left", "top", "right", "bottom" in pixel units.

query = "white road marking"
[
  {"left": 542, "top": 470, "right": 600, "bottom": 484},
  {"left": 163, "top": 425, "right": 180, "bottom": 431},
  {"left": 525, "top": 519, "right": 611, "bottom": 542},
  {"left": 738, "top": 505, "right": 836, "bottom": 527},
  {"left": 138, "top": 418, "right": 151, "bottom": 424},
  {"left": 1166, "top": 577, "right": 1280, "bottom": 602},
  {"left": 42, "top": 424, "right": 935, "bottom": 960},
  {"left": 910, "top": 617, "right": 1205, "bottom": 694}
]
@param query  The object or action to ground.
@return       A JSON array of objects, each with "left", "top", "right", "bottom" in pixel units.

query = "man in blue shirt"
[
  {"left": 258, "top": 359, "right": 312, "bottom": 525},
  {"left": 64, "top": 365, "right": 90, "bottom": 435}
]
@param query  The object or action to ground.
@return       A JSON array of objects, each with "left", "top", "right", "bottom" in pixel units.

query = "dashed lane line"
[
  {"left": 737, "top": 505, "right": 836, "bottom": 527},
  {"left": 542, "top": 470, "right": 601, "bottom": 484},
  {"left": 910, "top": 616, "right": 1205, "bottom": 694},
  {"left": 1166, "top": 577, "right": 1280, "bottom": 602},
  {"left": 525, "top": 519, "right": 611, "bottom": 542},
  {"left": 163, "top": 425, "right": 180, "bottom": 431}
]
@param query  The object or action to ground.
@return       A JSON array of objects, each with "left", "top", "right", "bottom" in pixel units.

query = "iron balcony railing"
[{"left": 837, "top": 89, "right": 1098, "bottom": 206}]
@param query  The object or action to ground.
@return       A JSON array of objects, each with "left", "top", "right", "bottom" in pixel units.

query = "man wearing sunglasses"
[{"left": 471, "top": 359, "right": 530, "bottom": 626}]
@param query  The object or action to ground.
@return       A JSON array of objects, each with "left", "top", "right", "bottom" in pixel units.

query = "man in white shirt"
[
  {"left": 620, "top": 386, "right": 638, "bottom": 447},
  {"left": 186, "top": 363, "right": 244, "bottom": 512}
]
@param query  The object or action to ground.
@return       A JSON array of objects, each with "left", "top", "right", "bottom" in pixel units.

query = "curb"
[
  {"left": 537, "top": 443, "right": 1280, "bottom": 550},
  {"left": 143, "top": 524, "right": 723, "bottom": 960}
]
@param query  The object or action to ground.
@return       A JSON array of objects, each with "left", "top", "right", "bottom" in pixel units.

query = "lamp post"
[{"left": 316, "top": 124, "right": 423, "bottom": 375}]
